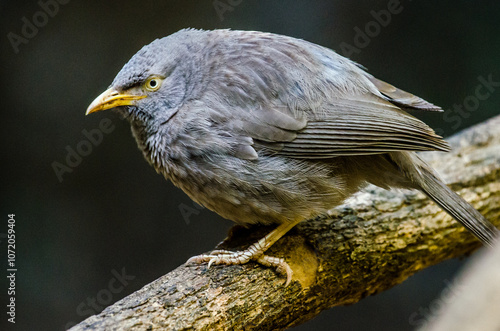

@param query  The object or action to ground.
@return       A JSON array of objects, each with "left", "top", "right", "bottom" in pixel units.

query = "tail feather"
[
  {"left": 419, "top": 167, "right": 499, "bottom": 247},
  {"left": 390, "top": 152, "right": 499, "bottom": 247}
]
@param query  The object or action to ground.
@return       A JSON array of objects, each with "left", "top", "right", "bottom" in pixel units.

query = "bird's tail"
[{"left": 390, "top": 152, "right": 499, "bottom": 247}]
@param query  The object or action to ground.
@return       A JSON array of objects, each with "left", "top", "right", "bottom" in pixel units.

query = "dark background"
[{"left": 1, "top": 1, "right": 499, "bottom": 330}]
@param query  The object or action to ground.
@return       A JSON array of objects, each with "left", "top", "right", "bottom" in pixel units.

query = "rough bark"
[{"left": 71, "top": 115, "right": 500, "bottom": 331}]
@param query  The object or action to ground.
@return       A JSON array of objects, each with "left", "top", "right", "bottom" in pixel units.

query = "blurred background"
[{"left": 1, "top": 1, "right": 499, "bottom": 330}]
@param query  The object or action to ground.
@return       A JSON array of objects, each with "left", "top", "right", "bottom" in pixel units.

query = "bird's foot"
[
  {"left": 187, "top": 246, "right": 293, "bottom": 286},
  {"left": 188, "top": 222, "right": 300, "bottom": 286}
]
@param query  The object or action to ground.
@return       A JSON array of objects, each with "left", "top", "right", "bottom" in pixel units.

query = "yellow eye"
[{"left": 144, "top": 76, "right": 162, "bottom": 92}]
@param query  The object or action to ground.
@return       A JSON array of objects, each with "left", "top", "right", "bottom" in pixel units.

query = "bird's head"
[{"left": 86, "top": 29, "right": 207, "bottom": 127}]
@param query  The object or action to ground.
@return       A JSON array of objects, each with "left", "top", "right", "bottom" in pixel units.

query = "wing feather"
[{"left": 266, "top": 94, "right": 450, "bottom": 158}]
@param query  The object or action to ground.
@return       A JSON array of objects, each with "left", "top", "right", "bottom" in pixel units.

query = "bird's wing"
[
  {"left": 365, "top": 74, "right": 443, "bottom": 112},
  {"left": 216, "top": 90, "right": 449, "bottom": 160},
  {"left": 221, "top": 84, "right": 449, "bottom": 160},
  {"left": 272, "top": 92, "right": 450, "bottom": 159}
]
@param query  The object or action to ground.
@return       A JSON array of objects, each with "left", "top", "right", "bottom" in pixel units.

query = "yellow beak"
[{"left": 86, "top": 88, "right": 146, "bottom": 115}]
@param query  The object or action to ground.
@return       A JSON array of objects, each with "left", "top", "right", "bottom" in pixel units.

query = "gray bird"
[{"left": 86, "top": 28, "right": 499, "bottom": 285}]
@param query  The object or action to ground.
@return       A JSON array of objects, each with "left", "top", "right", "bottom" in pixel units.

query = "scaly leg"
[{"left": 187, "top": 220, "right": 301, "bottom": 285}]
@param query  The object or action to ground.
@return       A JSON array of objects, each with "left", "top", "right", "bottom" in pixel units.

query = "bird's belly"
[{"left": 164, "top": 155, "right": 357, "bottom": 226}]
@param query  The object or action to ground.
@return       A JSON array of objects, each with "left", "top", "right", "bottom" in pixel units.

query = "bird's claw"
[{"left": 187, "top": 248, "right": 293, "bottom": 285}]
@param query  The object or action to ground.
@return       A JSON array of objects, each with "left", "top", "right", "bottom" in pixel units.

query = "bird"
[{"left": 86, "top": 28, "right": 499, "bottom": 285}]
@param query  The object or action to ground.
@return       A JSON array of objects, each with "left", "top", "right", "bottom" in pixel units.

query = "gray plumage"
[{"left": 94, "top": 28, "right": 499, "bottom": 250}]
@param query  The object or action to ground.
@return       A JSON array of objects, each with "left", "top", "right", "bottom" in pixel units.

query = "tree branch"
[{"left": 71, "top": 115, "right": 500, "bottom": 331}]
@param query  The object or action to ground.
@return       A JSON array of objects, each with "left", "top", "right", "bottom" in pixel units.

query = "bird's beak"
[{"left": 86, "top": 88, "right": 146, "bottom": 115}]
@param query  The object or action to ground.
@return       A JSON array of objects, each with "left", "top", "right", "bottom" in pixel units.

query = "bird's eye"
[{"left": 144, "top": 76, "right": 162, "bottom": 92}]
